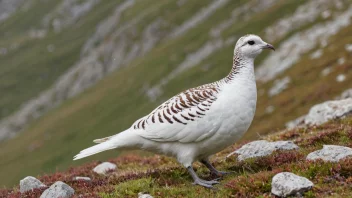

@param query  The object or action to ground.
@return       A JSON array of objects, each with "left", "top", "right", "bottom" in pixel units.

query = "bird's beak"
[{"left": 262, "top": 43, "right": 275, "bottom": 51}]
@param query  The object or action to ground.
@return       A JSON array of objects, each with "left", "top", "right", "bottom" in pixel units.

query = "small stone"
[
  {"left": 337, "top": 57, "right": 345, "bottom": 65},
  {"left": 321, "top": 10, "right": 331, "bottom": 19},
  {"left": 40, "top": 181, "right": 74, "bottom": 198},
  {"left": 345, "top": 44, "right": 352, "bottom": 52},
  {"left": 93, "top": 162, "right": 117, "bottom": 175},
  {"left": 268, "top": 76, "right": 291, "bottom": 97},
  {"left": 265, "top": 105, "right": 275, "bottom": 114},
  {"left": 285, "top": 115, "right": 306, "bottom": 129},
  {"left": 304, "top": 98, "right": 352, "bottom": 125},
  {"left": 310, "top": 49, "right": 323, "bottom": 59},
  {"left": 321, "top": 67, "right": 332, "bottom": 77},
  {"left": 336, "top": 74, "right": 346, "bottom": 82},
  {"left": 227, "top": 140, "right": 299, "bottom": 161},
  {"left": 73, "top": 176, "right": 91, "bottom": 181},
  {"left": 271, "top": 172, "right": 313, "bottom": 197},
  {"left": 138, "top": 192, "right": 154, "bottom": 198},
  {"left": 338, "top": 88, "right": 352, "bottom": 99},
  {"left": 20, "top": 176, "right": 46, "bottom": 193},
  {"left": 307, "top": 145, "right": 352, "bottom": 162}
]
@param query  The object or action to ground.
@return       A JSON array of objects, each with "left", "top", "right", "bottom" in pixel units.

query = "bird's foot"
[{"left": 192, "top": 178, "right": 219, "bottom": 188}]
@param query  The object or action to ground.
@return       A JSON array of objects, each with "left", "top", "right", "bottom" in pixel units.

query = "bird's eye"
[{"left": 248, "top": 40, "right": 255, "bottom": 45}]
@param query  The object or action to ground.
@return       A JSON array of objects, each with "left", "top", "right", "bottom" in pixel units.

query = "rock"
[
  {"left": 138, "top": 192, "right": 154, "bottom": 198},
  {"left": 268, "top": 76, "right": 291, "bottom": 97},
  {"left": 304, "top": 98, "right": 352, "bottom": 125},
  {"left": 310, "top": 49, "right": 323, "bottom": 59},
  {"left": 337, "top": 57, "right": 345, "bottom": 65},
  {"left": 285, "top": 115, "right": 306, "bottom": 129},
  {"left": 0, "top": 0, "right": 28, "bottom": 23},
  {"left": 307, "top": 145, "right": 352, "bottom": 162},
  {"left": 20, "top": 176, "right": 46, "bottom": 193},
  {"left": 345, "top": 44, "right": 352, "bottom": 52},
  {"left": 73, "top": 176, "right": 91, "bottom": 181},
  {"left": 336, "top": 74, "right": 346, "bottom": 82},
  {"left": 265, "top": 105, "right": 275, "bottom": 114},
  {"left": 40, "top": 181, "right": 74, "bottom": 198},
  {"left": 226, "top": 140, "right": 299, "bottom": 161},
  {"left": 321, "top": 67, "right": 332, "bottom": 76},
  {"left": 337, "top": 88, "right": 352, "bottom": 99},
  {"left": 93, "top": 162, "right": 117, "bottom": 174},
  {"left": 321, "top": 10, "right": 331, "bottom": 19},
  {"left": 271, "top": 172, "right": 313, "bottom": 197},
  {"left": 257, "top": 5, "right": 352, "bottom": 82}
]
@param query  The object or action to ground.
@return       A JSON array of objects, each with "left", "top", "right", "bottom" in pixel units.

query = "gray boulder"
[
  {"left": 304, "top": 98, "right": 352, "bottom": 125},
  {"left": 307, "top": 145, "right": 352, "bottom": 162},
  {"left": 226, "top": 140, "right": 299, "bottom": 161},
  {"left": 93, "top": 162, "right": 117, "bottom": 175},
  {"left": 40, "top": 181, "right": 74, "bottom": 198},
  {"left": 271, "top": 172, "right": 313, "bottom": 197},
  {"left": 20, "top": 176, "right": 46, "bottom": 193}
]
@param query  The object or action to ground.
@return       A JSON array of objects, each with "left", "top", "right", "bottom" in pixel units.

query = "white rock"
[
  {"left": 257, "top": 5, "right": 352, "bottom": 82},
  {"left": 226, "top": 140, "right": 299, "bottom": 161},
  {"left": 345, "top": 44, "right": 352, "bottom": 52},
  {"left": 336, "top": 74, "right": 346, "bottom": 82},
  {"left": 310, "top": 49, "right": 323, "bottom": 59},
  {"left": 321, "top": 10, "right": 331, "bottom": 19},
  {"left": 138, "top": 192, "right": 154, "bottom": 198},
  {"left": 304, "top": 98, "right": 352, "bottom": 125},
  {"left": 337, "top": 88, "right": 352, "bottom": 99},
  {"left": 285, "top": 115, "right": 306, "bottom": 129},
  {"left": 40, "top": 181, "right": 74, "bottom": 198},
  {"left": 93, "top": 162, "right": 117, "bottom": 174},
  {"left": 265, "top": 105, "right": 275, "bottom": 114},
  {"left": 337, "top": 57, "right": 345, "bottom": 65},
  {"left": 307, "top": 145, "right": 352, "bottom": 162},
  {"left": 268, "top": 76, "right": 291, "bottom": 97},
  {"left": 73, "top": 176, "right": 91, "bottom": 181},
  {"left": 321, "top": 67, "right": 332, "bottom": 76},
  {"left": 271, "top": 172, "right": 313, "bottom": 197},
  {"left": 20, "top": 176, "right": 46, "bottom": 193}
]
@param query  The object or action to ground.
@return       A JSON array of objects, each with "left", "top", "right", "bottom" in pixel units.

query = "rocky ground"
[
  {"left": 0, "top": 0, "right": 352, "bottom": 192},
  {"left": 1, "top": 98, "right": 352, "bottom": 197}
]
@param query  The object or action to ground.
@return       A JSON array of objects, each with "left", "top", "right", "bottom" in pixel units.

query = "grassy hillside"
[
  {"left": 2, "top": 116, "right": 352, "bottom": 197},
  {"left": 0, "top": 0, "right": 122, "bottom": 119},
  {"left": 1, "top": 0, "right": 352, "bottom": 188}
]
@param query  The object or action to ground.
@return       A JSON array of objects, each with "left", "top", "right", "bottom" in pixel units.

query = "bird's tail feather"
[
  {"left": 74, "top": 129, "right": 135, "bottom": 160},
  {"left": 73, "top": 142, "right": 116, "bottom": 160},
  {"left": 93, "top": 135, "right": 114, "bottom": 144}
]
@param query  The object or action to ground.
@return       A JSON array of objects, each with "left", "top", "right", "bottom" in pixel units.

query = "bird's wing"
[{"left": 132, "top": 83, "right": 222, "bottom": 143}]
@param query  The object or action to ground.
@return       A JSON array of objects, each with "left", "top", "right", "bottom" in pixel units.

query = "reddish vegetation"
[{"left": 1, "top": 117, "right": 352, "bottom": 197}]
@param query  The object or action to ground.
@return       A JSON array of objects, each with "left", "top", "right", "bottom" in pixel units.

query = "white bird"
[{"left": 74, "top": 34, "right": 274, "bottom": 188}]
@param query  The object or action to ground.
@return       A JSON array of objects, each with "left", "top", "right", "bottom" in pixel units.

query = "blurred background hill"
[{"left": 0, "top": 0, "right": 352, "bottom": 187}]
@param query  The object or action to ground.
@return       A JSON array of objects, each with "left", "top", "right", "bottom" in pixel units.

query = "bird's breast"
[{"left": 206, "top": 80, "right": 257, "bottom": 144}]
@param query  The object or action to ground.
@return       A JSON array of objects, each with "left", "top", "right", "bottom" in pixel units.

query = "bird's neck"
[{"left": 224, "top": 51, "right": 255, "bottom": 84}]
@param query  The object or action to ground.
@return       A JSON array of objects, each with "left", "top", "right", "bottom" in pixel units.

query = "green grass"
[
  {"left": 0, "top": 0, "right": 352, "bottom": 189},
  {"left": 0, "top": 0, "right": 123, "bottom": 119},
  {"left": 2, "top": 116, "right": 352, "bottom": 197}
]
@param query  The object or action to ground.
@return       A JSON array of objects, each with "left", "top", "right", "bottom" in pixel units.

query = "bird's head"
[{"left": 234, "top": 34, "right": 274, "bottom": 59}]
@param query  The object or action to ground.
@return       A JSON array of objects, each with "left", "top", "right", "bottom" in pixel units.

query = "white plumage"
[{"left": 74, "top": 34, "right": 274, "bottom": 188}]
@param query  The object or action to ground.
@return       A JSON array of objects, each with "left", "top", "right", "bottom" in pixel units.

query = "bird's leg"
[
  {"left": 187, "top": 166, "right": 219, "bottom": 188},
  {"left": 200, "top": 159, "right": 230, "bottom": 177}
]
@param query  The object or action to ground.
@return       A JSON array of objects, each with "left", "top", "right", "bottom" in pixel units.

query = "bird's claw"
[{"left": 192, "top": 178, "right": 220, "bottom": 188}]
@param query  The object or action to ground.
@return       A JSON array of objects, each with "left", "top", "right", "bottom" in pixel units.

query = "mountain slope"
[
  {"left": 0, "top": 0, "right": 352, "bottom": 187},
  {"left": 2, "top": 115, "right": 352, "bottom": 197}
]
